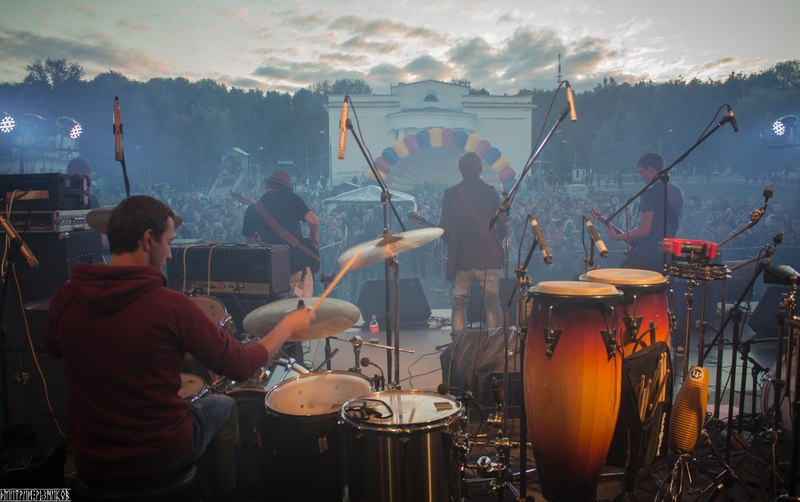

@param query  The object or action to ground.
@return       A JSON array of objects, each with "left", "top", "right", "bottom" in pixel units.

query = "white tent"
[{"left": 322, "top": 185, "right": 417, "bottom": 211}]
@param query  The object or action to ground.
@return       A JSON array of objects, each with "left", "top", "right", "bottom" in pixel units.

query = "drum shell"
[
  {"left": 580, "top": 268, "right": 671, "bottom": 356},
  {"left": 260, "top": 371, "right": 372, "bottom": 501},
  {"left": 525, "top": 287, "right": 622, "bottom": 502},
  {"left": 342, "top": 390, "right": 463, "bottom": 502},
  {"left": 226, "top": 389, "right": 267, "bottom": 498}
]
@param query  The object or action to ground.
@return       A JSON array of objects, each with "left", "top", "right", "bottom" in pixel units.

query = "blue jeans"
[
  {"left": 167, "top": 393, "right": 239, "bottom": 496},
  {"left": 451, "top": 268, "right": 502, "bottom": 337}
]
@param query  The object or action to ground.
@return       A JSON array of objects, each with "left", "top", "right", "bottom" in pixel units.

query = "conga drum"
[
  {"left": 525, "top": 281, "right": 623, "bottom": 502},
  {"left": 580, "top": 268, "right": 671, "bottom": 356}
]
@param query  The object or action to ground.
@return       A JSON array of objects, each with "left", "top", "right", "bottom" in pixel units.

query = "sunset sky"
[{"left": 2, "top": 0, "right": 798, "bottom": 94}]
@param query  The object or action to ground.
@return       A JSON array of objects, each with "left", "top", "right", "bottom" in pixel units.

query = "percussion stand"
[{"left": 318, "top": 271, "right": 336, "bottom": 370}]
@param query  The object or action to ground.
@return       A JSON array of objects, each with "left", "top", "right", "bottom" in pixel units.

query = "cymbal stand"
[
  {"left": 342, "top": 96, "right": 408, "bottom": 386},
  {"left": 476, "top": 393, "right": 520, "bottom": 502},
  {"left": 318, "top": 271, "right": 336, "bottom": 370}
]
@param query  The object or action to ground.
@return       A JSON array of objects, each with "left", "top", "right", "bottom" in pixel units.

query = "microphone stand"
[
  {"left": 603, "top": 108, "right": 738, "bottom": 254},
  {"left": 582, "top": 217, "right": 598, "bottom": 273},
  {"left": 344, "top": 115, "right": 407, "bottom": 387},
  {"left": 484, "top": 97, "right": 569, "bottom": 501},
  {"left": 318, "top": 270, "right": 336, "bottom": 370}
]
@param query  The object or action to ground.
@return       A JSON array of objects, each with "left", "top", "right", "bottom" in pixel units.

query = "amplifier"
[
  {"left": 7, "top": 210, "right": 90, "bottom": 233},
  {"left": 0, "top": 173, "right": 85, "bottom": 211},
  {"left": 167, "top": 244, "right": 290, "bottom": 297}
]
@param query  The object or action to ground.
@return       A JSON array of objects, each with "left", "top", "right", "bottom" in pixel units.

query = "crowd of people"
[{"left": 89, "top": 167, "right": 797, "bottom": 294}]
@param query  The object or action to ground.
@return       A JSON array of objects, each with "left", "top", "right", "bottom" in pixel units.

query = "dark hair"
[
  {"left": 636, "top": 152, "right": 665, "bottom": 172},
  {"left": 458, "top": 152, "right": 483, "bottom": 178},
  {"left": 107, "top": 195, "right": 175, "bottom": 254}
]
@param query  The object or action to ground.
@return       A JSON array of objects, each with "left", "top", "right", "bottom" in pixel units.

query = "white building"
[{"left": 326, "top": 80, "right": 534, "bottom": 191}]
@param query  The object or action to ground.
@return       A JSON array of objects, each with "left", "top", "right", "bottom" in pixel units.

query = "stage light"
[
  {"left": 56, "top": 116, "right": 83, "bottom": 139},
  {"left": 0, "top": 112, "right": 14, "bottom": 133},
  {"left": 772, "top": 115, "right": 797, "bottom": 137}
]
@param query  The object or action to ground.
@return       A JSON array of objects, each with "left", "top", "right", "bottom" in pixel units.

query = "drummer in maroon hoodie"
[{"left": 45, "top": 195, "right": 312, "bottom": 499}]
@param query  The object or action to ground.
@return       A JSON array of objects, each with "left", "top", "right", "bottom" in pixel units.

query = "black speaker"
[
  {"left": 748, "top": 285, "right": 790, "bottom": 338},
  {"left": 356, "top": 278, "right": 431, "bottom": 326}
]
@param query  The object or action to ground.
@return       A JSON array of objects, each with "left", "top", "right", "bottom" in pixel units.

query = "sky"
[{"left": 1, "top": 0, "right": 798, "bottom": 95}]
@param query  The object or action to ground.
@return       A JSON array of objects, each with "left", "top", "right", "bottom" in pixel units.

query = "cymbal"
[
  {"left": 87, "top": 205, "right": 183, "bottom": 234},
  {"left": 243, "top": 297, "right": 360, "bottom": 342},
  {"left": 337, "top": 227, "right": 443, "bottom": 270}
]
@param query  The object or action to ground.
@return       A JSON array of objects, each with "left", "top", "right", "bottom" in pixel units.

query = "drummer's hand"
[{"left": 278, "top": 306, "right": 315, "bottom": 337}]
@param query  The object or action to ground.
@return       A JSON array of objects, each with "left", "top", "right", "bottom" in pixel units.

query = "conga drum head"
[
  {"left": 580, "top": 268, "right": 667, "bottom": 290},
  {"left": 530, "top": 280, "right": 622, "bottom": 300}
]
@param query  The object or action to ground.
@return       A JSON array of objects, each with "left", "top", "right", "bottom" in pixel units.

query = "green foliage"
[{"left": 2, "top": 58, "right": 798, "bottom": 191}]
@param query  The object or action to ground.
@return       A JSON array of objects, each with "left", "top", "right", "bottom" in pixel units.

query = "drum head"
[
  {"left": 265, "top": 371, "right": 372, "bottom": 417},
  {"left": 343, "top": 390, "right": 461, "bottom": 428},
  {"left": 580, "top": 268, "right": 667, "bottom": 288},
  {"left": 191, "top": 295, "right": 228, "bottom": 324},
  {"left": 530, "top": 280, "right": 622, "bottom": 300}
]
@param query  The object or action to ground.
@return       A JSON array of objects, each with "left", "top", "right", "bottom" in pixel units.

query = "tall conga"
[
  {"left": 580, "top": 268, "right": 670, "bottom": 356},
  {"left": 525, "top": 281, "right": 623, "bottom": 502}
]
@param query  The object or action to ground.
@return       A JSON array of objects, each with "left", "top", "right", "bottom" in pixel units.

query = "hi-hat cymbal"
[
  {"left": 337, "top": 227, "right": 443, "bottom": 270},
  {"left": 243, "top": 297, "right": 360, "bottom": 342},
  {"left": 87, "top": 205, "right": 183, "bottom": 234}
]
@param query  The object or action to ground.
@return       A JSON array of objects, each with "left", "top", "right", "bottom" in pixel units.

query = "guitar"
[
  {"left": 231, "top": 191, "right": 321, "bottom": 272},
  {"left": 408, "top": 211, "right": 441, "bottom": 229},
  {"left": 589, "top": 208, "right": 633, "bottom": 254}
]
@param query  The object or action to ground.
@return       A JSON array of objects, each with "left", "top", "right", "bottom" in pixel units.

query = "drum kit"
[{"left": 83, "top": 198, "right": 797, "bottom": 501}]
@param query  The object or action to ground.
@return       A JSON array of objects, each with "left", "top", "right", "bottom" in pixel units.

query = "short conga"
[
  {"left": 580, "top": 268, "right": 671, "bottom": 356},
  {"left": 525, "top": 281, "right": 623, "bottom": 502}
]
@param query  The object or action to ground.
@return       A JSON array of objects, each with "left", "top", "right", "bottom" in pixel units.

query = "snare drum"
[
  {"left": 580, "top": 268, "right": 671, "bottom": 356},
  {"left": 525, "top": 281, "right": 623, "bottom": 502},
  {"left": 177, "top": 372, "right": 208, "bottom": 403},
  {"left": 341, "top": 390, "right": 464, "bottom": 502},
  {"left": 261, "top": 371, "right": 373, "bottom": 501}
]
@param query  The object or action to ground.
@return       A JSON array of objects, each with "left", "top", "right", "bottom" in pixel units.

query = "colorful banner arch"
[{"left": 372, "top": 128, "right": 516, "bottom": 190}]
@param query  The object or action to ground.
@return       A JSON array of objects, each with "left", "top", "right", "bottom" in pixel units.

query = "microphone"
[
  {"left": 725, "top": 104, "right": 739, "bottom": 133},
  {"left": 530, "top": 216, "right": 553, "bottom": 265},
  {"left": 437, "top": 382, "right": 472, "bottom": 397},
  {"left": 669, "top": 366, "right": 708, "bottom": 453},
  {"left": 337, "top": 96, "right": 349, "bottom": 160},
  {"left": 0, "top": 214, "right": 39, "bottom": 268},
  {"left": 585, "top": 218, "right": 609, "bottom": 258},
  {"left": 566, "top": 82, "right": 577, "bottom": 122},
  {"left": 361, "top": 357, "right": 385, "bottom": 389},
  {"left": 113, "top": 96, "right": 124, "bottom": 161}
]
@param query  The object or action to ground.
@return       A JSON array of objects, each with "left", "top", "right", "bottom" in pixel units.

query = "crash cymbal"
[
  {"left": 243, "top": 297, "right": 360, "bottom": 342},
  {"left": 87, "top": 205, "right": 183, "bottom": 234},
  {"left": 337, "top": 227, "right": 443, "bottom": 270}
]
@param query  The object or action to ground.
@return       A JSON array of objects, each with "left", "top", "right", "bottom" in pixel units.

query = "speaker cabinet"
[{"left": 356, "top": 278, "right": 431, "bottom": 326}]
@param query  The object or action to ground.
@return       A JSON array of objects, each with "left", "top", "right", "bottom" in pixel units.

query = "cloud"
[
  {"left": 330, "top": 15, "right": 445, "bottom": 45},
  {"left": 79, "top": 4, "right": 96, "bottom": 17}
]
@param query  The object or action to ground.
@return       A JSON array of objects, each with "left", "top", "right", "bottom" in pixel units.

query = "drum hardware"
[
  {"left": 337, "top": 227, "right": 443, "bottom": 387},
  {"left": 329, "top": 335, "right": 414, "bottom": 377},
  {"left": 359, "top": 357, "right": 385, "bottom": 391}
]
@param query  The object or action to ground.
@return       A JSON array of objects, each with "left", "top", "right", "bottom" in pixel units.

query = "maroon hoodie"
[{"left": 45, "top": 263, "right": 269, "bottom": 477}]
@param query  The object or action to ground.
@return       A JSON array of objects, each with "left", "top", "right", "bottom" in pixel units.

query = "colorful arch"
[{"left": 373, "top": 128, "right": 516, "bottom": 190}]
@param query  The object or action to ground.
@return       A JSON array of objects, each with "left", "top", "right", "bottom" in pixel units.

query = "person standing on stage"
[
  {"left": 603, "top": 152, "right": 684, "bottom": 272},
  {"left": 66, "top": 156, "right": 100, "bottom": 208},
  {"left": 242, "top": 170, "right": 320, "bottom": 297},
  {"left": 45, "top": 195, "right": 313, "bottom": 499},
  {"left": 439, "top": 152, "right": 505, "bottom": 338}
]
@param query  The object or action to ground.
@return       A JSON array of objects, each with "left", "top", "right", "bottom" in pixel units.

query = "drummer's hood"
[{"left": 66, "top": 262, "right": 165, "bottom": 314}]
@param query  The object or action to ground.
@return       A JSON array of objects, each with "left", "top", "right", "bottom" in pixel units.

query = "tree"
[
  {"left": 23, "top": 58, "right": 85, "bottom": 88},
  {"left": 314, "top": 78, "right": 373, "bottom": 95}
]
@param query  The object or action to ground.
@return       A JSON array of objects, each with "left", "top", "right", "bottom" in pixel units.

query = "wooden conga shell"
[
  {"left": 525, "top": 281, "right": 623, "bottom": 502},
  {"left": 580, "top": 268, "right": 670, "bottom": 356}
]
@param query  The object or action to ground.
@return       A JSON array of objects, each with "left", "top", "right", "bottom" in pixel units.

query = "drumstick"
[{"left": 312, "top": 251, "right": 360, "bottom": 313}]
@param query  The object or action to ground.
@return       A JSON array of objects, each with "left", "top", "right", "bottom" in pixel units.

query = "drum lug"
[
  {"left": 623, "top": 315, "right": 643, "bottom": 340},
  {"left": 601, "top": 330, "right": 618, "bottom": 360},
  {"left": 543, "top": 328, "right": 562, "bottom": 358}
]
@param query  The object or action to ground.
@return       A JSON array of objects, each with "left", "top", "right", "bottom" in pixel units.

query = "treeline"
[{"left": 0, "top": 58, "right": 798, "bottom": 190}]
